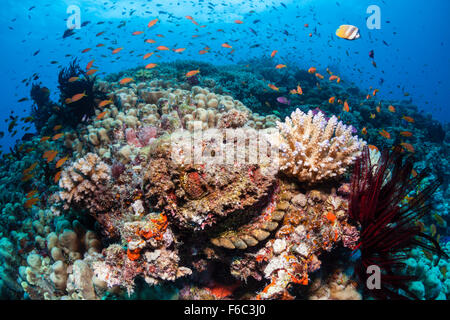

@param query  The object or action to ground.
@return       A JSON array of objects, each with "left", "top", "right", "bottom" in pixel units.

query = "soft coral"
[{"left": 348, "top": 147, "right": 447, "bottom": 299}]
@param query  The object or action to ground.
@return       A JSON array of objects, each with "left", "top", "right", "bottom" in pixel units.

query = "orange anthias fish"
[
  {"left": 328, "top": 96, "right": 336, "bottom": 104},
  {"left": 68, "top": 77, "right": 79, "bottom": 83},
  {"left": 329, "top": 75, "right": 338, "bottom": 81},
  {"left": 400, "top": 142, "right": 415, "bottom": 153},
  {"left": 296, "top": 85, "right": 303, "bottom": 95},
  {"left": 186, "top": 70, "right": 200, "bottom": 77},
  {"left": 98, "top": 100, "right": 113, "bottom": 108},
  {"left": 96, "top": 111, "right": 108, "bottom": 120},
  {"left": 53, "top": 125, "right": 62, "bottom": 131},
  {"left": 402, "top": 116, "right": 415, "bottom": 123},
  {"left": 86, "top": 69, "right": 98, "bottom": 76},
  {"left": 55, "top": 156, "right": 69, "bottom": 169},
  {"left": 145, "top": 39, "right": 156, "bottom": 43},
  {"left": 81, "top": 48, "right": 91, "bottom": 53},
  {"left": 315, "top": 73, "right": 324, "bottom": 80},
  {"left": 400, "top": 131, "right": 413, "bottom": 137},
  {"left": 379, "top": 129, "right": 391, "bottom": 139},
  {"left": 43, "top": 150, "right": 58, "bottom": 163},
  {"left": 222, "top": 43, "right": 232, "bottom": 48},
  {"left": 268, "top": 84, "right": 279, "bottom": 91},
  {"left": 52, "top": 133, "right": 64, "bottom": 140},
  {"left": 199, "top": 50, "right": 208, "bottom": 55},
  {"left": 148, "top": 18, "right": 159, "bottom": 28},
  {"left": 276, "top": 64, "right": 287, "bottom": 69},
  {"left": 54, "top": 171, "right": 62, "bottom": 183},
  {"left": 23, "top": 162, "right": 37, "bottom": 175},
  {"left": 69, "top": 92, "right": 86, "bottom": 103},
  {"left": 376, "top": 106, "right": 381, "bottom": 113},
  {"left": 270, "top": 50, "right": 278, "bottom": 58},
  {"left": 86, "top": 60, "right": 94, "bottom": 70},
  {"left": 132, "top": 31, "right": 144, "bottom": 36},
  {"left": 143, "top": 52, "right": 154, "bottom": 59},
  {"left": 173, "top": 48, "right": 186, "bottom": 53},
  {"left": 308, "top": 67, "right": 316, "bottom": 74},
  {"left": 112, "top": 47, "right": 123, "bottom": 54},
  {"left": 373, "top": 89, "right": 379, "bottom": 96},
  {"left": 40, "top": 136, "right": 51, "bottom": 142},
  {"left": 26, "top": 190, "right": 38, "bottom": 199},
  {"left": 145, "top": 63, "right": 158, "bottom": 69},
  {"left": 156, "top": 46, "right": 169, "bottom": 51},
  {"left": 361, "top": 127, "right": 367, "bottom": 135},
  {"left": 343, "top": 100, "right": 350, "bottom": 112},
  {"left": 119, "top": 77, "right": 134, "bottom": 85},
  {"left": 388, "top": 105, "right": 396, "bottom": 113},
  {"left": 24, "top": 197, "right": 39, "bottom": 209}
]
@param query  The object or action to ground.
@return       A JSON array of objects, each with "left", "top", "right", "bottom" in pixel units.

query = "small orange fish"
[
  {"left": 268, "top": 84, "right": 279, "bottom": 91},
  {"left": 222, "top": 43, "right": 232, "bottom": 48},
  {"left": 143, "top": 52, "right": 154, "bottom": 59},
  {"left": 96, "top": 43, "right": 105, "bottom": 47},
  {"left": 43, "top": 150, "right": 58, "bottom": 162},
  {"left": 308, "top": 67, "right": 316, "bottom": 74},
  {"left": 400, "top": 142, "right": 415, "bottom": 153},
  {"left": 388, "top": 105, "right": 396, "bottom": 113},
  {"left": 198, "top": 50, "right": 208, "bottom": 55},
  {"left": 379, "top": 129, "right": 391, "bottom": 139},
  {"left": 55, "top": 156, "right": 69, "bottom": 168},
  {"left": 156, "top": 34, "right": 164, "bottom": 38},
  {"left": 376, "top": 106, "right": 381, "bottom": 113},
  {"left": 68, "top": 77, "right": 79, "bottom": 82},
  {"left": 235, "top": 20, "right": 244, "bottom": 24},
  {"left": 315, "top": 73, "right": 324, "bottom": 80},
  {"left": 329, "top": 75, "right": 338, "bottom": 81},
  {"left": 54, "top": 125, "right": 62, "bottom": 131},
  {"left": 373, "top": 89, "right": 379, "bottom": 96},
  {"left": 343, "top": 100, "right": 350, "bottom": 112},
  {"left": 26, "top": 190, "right": 38, "bottom": 198},
  {"left": 52, "top": 133, "right": 64, "bottom": 140},
  {"left": 402, "top": 116, "right": 415, "bottom": 123},
  {"left": 69, "top": 92, "right": 86, "bottom": 103},
  {"left": 400, "top": 131, "right": 413, "bottom": 137},
  {"left": 119, "top": 77, "right": 134, "bottom": 85},
  {"left": 24, "top": 197, "right": 39, "bottom": 209},
  {"left": 23, "top": 162, "right": 37, "bottom": 175},
  {"left": 132, "top": 31, "right": 144, "bottom": 36},
  {"left": 81, "top": 48, "right": 91, "bottom": 53},
  {"left": 148, "top": 19, "right": 159, "bottom": 28},
  {"left": 21, "top": 173, "right": 34, "bottom": 182},
  {"left": 96, "top": 31, "right": 105, "bottom": 37},
  {"left": 86, "top": 60, "right": 94, "bottom": 70},
  {"left": 270, "top": 50, "right": 278, "bottom": 58},
  {"left": 98, "top": 100, "right": 113, "bottom": 108},
  {"left": 276, "top": 64, "right": 286, "bottom": 69},
  {"left": 173, "top": 48, "right": 186, "bottom": 53},
  {"left": 361, "top": 127, "right": 367, "bottom": 135},
  {"left": 112, "top": 47, "right": 123, "bottom": 54},
  {"left": 366, "top": 94, "right": 371, "bottom": 100},
  {"left": 86, "top": 69, "right": 98, "bottom": 76},
  {"left": 40, "top": 136, "right": 51, "bottom": 142},
  {"left": 145, "top": 63, "right": 158, "bottom": 69},
  {"left": 156, "top": 46, "right": 169, "bottom": 51},
  {"left": 328, "top": 96, "right": 335, "bottom": 104},
  {"left": 411, "top": 169, "right": 418, "bottom": 177},
  {"left": 296, "top": 85, "right": 303, "bottom": 95},
  {"left": 186, "top": 70, "right": 200, "bottom": 77},
  {"left": 96, "top": 111, "right": 108, "bottom": 120},
  {"left": 145, "top": 39, "right": 156, "bottom": 43},
  {"left": 54, "top": 171, "right": 62, "bottom": 183}
]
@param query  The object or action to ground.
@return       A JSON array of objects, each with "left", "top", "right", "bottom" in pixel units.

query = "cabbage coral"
[{"left": 276, "top": 109, "right": 366, "bottom": 184}]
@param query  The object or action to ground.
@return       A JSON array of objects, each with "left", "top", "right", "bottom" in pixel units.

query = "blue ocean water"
[{"left": 0, "top": 0, "right": 449, "bottom": 151}]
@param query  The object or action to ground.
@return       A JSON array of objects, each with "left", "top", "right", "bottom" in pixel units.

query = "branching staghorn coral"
[{"left": 277, "top": 109, "right": 366, "bottom": 184}]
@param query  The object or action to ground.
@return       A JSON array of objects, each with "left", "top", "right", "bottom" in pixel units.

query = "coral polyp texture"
[{"left": 277, "top": 109, "right": 366, "bottom": 184}]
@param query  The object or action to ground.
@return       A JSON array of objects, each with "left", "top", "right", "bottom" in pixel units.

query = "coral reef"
[{"left": 277, "top": 109, "right": 366, "bottom": 184}]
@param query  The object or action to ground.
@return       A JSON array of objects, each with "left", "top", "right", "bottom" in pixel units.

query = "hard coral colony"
[{"left": 0, "top": 5, "right": 449, "bottom": 303}]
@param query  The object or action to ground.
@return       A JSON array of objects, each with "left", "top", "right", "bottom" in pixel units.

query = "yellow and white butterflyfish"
[{"left": 336, "top": 25, "right": 360, "bottom": 40}]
